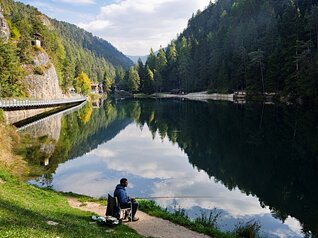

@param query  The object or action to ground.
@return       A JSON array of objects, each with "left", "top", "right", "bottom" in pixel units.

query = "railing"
[{"left": 0, "top": 97, "right": 86, "bottom": 109}]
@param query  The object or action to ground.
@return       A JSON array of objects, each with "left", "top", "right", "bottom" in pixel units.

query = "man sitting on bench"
[{"left": 114, "top": 178, "right": 139, "bottom": 221}]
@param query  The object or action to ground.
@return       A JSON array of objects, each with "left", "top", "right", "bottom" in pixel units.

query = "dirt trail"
[{"left": 67, "top": 197, "right": 210, "bottom": 238}]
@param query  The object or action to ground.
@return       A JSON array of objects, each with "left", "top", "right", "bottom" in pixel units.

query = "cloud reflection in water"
[{"left": 50, "top": 123, "right": 303, "bottom": 238}]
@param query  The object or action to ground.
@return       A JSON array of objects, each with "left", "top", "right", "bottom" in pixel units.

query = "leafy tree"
[{"left": 75, "top": 72, "right": 91, "bottom": 95}]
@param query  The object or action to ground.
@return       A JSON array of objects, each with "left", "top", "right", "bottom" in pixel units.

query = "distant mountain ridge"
[
  {"left": 128, "top": 55, "right": 148, "bottom": 64},
  {"left": 52, "top": 20, "right": 133, "bottom": 69}
]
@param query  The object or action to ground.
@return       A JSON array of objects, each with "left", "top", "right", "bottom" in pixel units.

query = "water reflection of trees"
[
  {"left": 119, "top": 99, "right": 318, "bottom": 237},
  {"left": 19, "top": 100, "right": 130, "bottom": 184},
  {"left": 20, "top": 98, "right": 318, "bottom": 236}
]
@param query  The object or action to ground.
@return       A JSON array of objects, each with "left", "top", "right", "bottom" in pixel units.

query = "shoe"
[{"left": 129, "top": 217, "right": 139, "bottom": 222}]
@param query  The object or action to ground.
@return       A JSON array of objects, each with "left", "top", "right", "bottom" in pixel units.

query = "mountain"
[
  {"left": 133, "top": 0, "right": 318, "bottom": 102},
  {"left": 52, "top": 20, "right": 133, "bottom": 69},
  {"left": 0, "top": 0, "right": 133, "bottom": 98},
  {"left": 128, "top": 55, "right": 148, "bottom": 64}
]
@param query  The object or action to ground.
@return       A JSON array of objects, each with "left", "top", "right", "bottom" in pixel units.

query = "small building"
[
  {"left": 98, "top": 82, "right": 104, "bottom": 94},
  {"left": 32, "top": 33, "right": 43, "bottom": 47},
  {"left": 91, "top": 82, "right": 104, "bottom": 94},
  {"left": 91, "top": 83, "right": 99, "bottom": 94}
]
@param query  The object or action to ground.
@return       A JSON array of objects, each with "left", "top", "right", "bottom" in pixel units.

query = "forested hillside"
[
  {"left": 0, "top": 0, "right": 133, "bottom": 97},
  {"left": 122, "top": 0, "right": 318, "bottom": 102}
]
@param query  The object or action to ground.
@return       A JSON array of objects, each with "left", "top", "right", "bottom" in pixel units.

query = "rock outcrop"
[
  {"left": 24, "top": 51, "right": 64, "bottom": 99},
  {"left": 0, "top": 7, "right": 10, "bottom": 41}
]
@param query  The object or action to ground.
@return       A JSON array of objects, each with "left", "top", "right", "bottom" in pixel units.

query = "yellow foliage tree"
[
  {"left": 79, "top": 102, "right": 93, "bottom": 124},
  {"left": 75, "top": 72, "right": 91, "bottom": 95}
]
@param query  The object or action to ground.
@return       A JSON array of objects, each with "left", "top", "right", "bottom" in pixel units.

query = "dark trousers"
[{"left": 121, "top": 202, "right": 139, "bottom": 218}]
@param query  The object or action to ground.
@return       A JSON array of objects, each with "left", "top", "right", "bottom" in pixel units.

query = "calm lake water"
[{"left": 19, "top": 99, "right": 318, "bottom": 237}]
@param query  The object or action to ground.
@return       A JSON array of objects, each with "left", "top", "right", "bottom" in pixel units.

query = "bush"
[
  {"left": 234, "top": 220, "right": 261, "bottom": 238},
  {"left": 33, "top": 66, "right": 45, "bottom": 75},
  {"left": 195, "top": 209, "right": 221, "bottom": 228}
]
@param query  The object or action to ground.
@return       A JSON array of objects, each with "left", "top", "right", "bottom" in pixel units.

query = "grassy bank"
[
  {"left": 0, "top": 168, "right": 144, "bottom": 238},
  {"left": 0, "top": 118, "right": 143, "bottom": 238}
]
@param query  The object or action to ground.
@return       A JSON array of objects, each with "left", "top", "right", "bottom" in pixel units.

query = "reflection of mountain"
[
  {"left": 119, "top": 99, "right": 318, "bottom": 236},
  {"left": 68, "top": 118, "right": 131, "bottom": 159},
  {"left": 22, "top": 101, "right": 131, "bottom": 180}
]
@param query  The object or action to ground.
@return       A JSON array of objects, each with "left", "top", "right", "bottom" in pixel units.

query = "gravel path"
[{"left": 67, "top": 197, "right": 210, "bottom": 238}]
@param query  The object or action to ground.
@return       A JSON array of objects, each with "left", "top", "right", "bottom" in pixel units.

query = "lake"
[{"left": 19, "top": 98, "right": 318, "bottom": 238}]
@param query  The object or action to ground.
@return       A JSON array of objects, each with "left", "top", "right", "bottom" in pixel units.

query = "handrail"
[{"left": 0, "top": 97, "right": 86, "bottom": 109}]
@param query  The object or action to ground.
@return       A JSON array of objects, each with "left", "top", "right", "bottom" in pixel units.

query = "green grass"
[
  {"left": 139, "top": 200, "right": 263, "bottom": 238},
  {"left": 0, "top": 167, "right": 144, "bottom": 238},
  {"left": 138, "top": 199, "right": 234, "bottom": 238}
]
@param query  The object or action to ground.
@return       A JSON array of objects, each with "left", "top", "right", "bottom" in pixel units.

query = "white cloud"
[{"left": 79, "top": 0, "right": 211, "bottom": 55}]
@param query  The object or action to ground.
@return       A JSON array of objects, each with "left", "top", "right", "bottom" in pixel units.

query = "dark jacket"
[{"left": 114, "top": 184, "right": 130, "bottom": 206}]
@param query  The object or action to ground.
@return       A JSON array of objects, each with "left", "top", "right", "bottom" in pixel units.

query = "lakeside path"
[
  {"left": 150, "top": 91, "right": 234, "bottom": 102},
  {"left": 67, "top": 197, "right": 210, "bottom": 238}
]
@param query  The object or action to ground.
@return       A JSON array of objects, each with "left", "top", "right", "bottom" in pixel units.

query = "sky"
[{"left": 17, "top": 0, "right": 211, "bottom": 56}]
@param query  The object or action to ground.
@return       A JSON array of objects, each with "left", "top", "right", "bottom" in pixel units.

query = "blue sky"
[{"left": 17, "top": 0, "right": 211, "bottom": 55}]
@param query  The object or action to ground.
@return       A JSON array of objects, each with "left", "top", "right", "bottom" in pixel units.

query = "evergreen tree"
[
  {"left": 178, "top": 37, "right": 191, "bottom": 92},
  {"left": 103, "top": 70, "right": 114, "bottom": 95},
  {"left": 144, "top": 66, "right": 154, "bottom": 94},
  {"left": 128, "top": 67, "right": 140, "bottom": 92},
  {"left": 0, "top": 39, "right": 25, "bottom": 97}
]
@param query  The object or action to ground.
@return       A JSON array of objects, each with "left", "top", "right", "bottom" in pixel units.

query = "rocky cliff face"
[
  {"left": 24, "top": 51, "right": 64, "bottom": 99},
  {"left": 0, "top": 8, "right": 10, "bottom": 41}
]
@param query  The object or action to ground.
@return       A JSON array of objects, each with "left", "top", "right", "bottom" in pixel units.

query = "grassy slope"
[
  {"left": 0, "top": 169, "right": 144, "bottom": 238},
  {"left": 0, "top": 119, "right": 143, "bottom": 238}
]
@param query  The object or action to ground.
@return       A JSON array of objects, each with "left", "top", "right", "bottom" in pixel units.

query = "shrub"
[
  {"left": 33, "top": 66, "right": 45, "bottom": 75},
  {"left": 234, "top": 220, "right": 261, "bottom": 238},
  {"left": 195, "top": 209, "right": 221, "bottom": 228}
]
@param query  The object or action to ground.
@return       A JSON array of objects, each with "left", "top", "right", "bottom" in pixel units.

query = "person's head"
[{"left": 120, "top": 178, "right": 128, "bottom": 187}]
